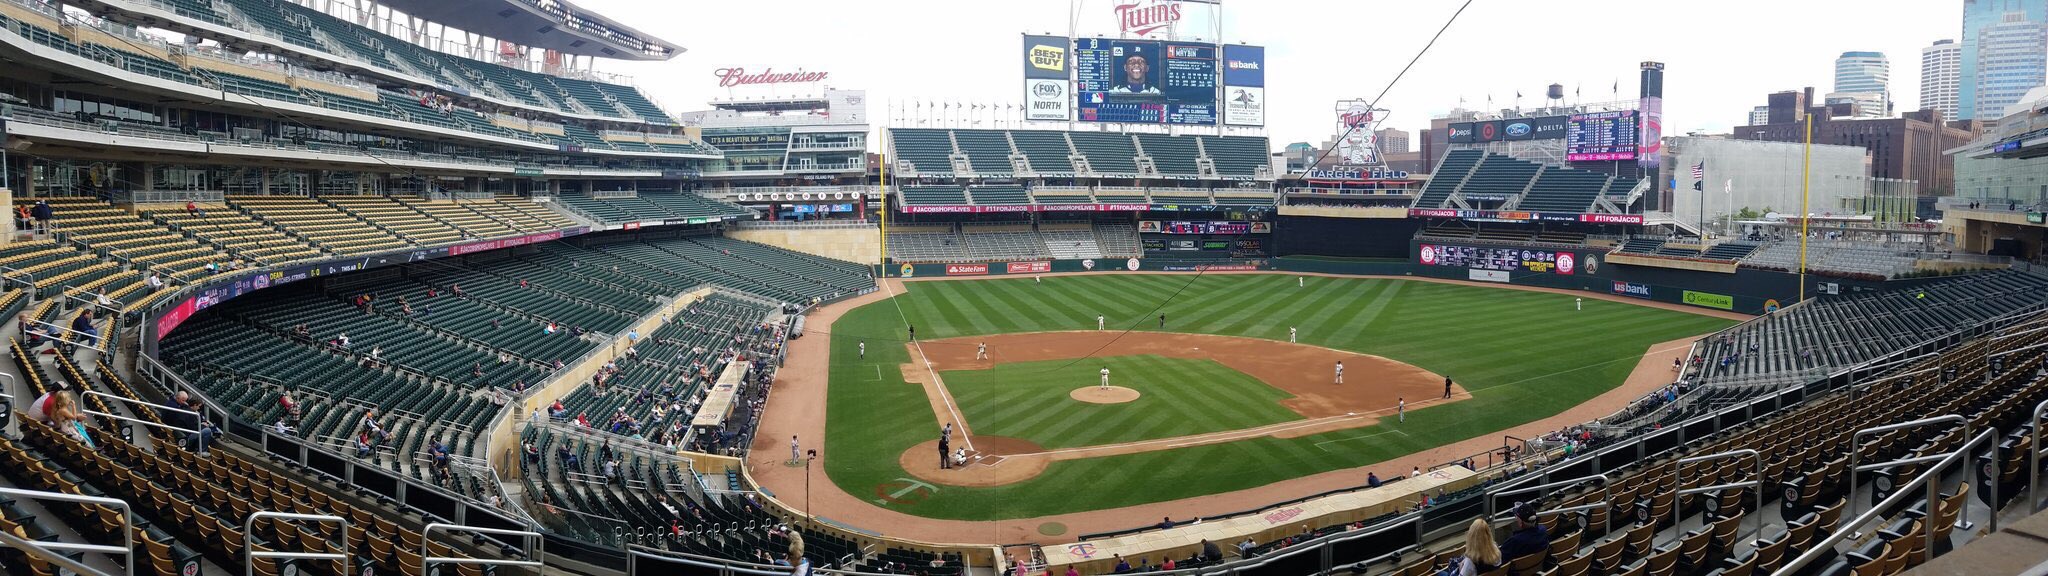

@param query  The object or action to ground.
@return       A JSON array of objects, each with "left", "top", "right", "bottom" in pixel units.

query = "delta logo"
[
  {"left": 1115, "top": 1, "right": 1184, "bottom": 37},
  {"left": 1030, "top": 44, "right": 1067, "bottom": 73}
]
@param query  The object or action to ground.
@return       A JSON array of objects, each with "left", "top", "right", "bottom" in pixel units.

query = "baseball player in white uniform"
[
  {"left": 1097, "top": 315, "right": 1105, "bottom": 331},
  {"left": 858, "top": 340, "right": 865, "bottom": 359},
  {"left": 1100, "top": 367, "right": 1110, "bottom": 390},
  {"left": 1289, "top": 327, "right": 1297, "bottom": 343},
  {"left": 976, "top": 342, "right": 988, "bottom": 360},
  {"left": 1335, "top": 361, "right": 1345, "bottom": 384}
]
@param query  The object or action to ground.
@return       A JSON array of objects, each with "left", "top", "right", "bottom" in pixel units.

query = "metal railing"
[
  {"left": 2030, "top": 398, "right": 2048, "bottom": 514},
  {"left": 1667, "top": 449, "right": 1762, "bottom": 539},
  {"left": 1846, "top": 415, "right": 1966, "bottom": 526},
  {"left": 0, "top": 487, "right": 135, "bottom": 576},
  {"left": 423, "top": 523, "right": 544, "bottom": 571},
  {"left": 1773, "top": 428, "right": 1998, "bottom": 576},
  {"left": 244, "top": 511, "right": 348, "bottom": 576}
]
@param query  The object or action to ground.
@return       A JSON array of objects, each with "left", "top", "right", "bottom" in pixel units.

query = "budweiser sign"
[
  {"left": 714, "top": 67, "right": 830, "bottom": 88},
  {"left": 1115, "top": 1, "right": 1184, "bottom": 36}
]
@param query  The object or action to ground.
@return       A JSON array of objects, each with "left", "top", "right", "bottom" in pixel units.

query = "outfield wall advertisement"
[{"left": 1417, "top": 244, "right": 1582, "bottom": 276}]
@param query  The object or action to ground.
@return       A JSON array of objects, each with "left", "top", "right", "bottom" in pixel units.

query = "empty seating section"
[
  {"left": 1095, "top": 222, "right": 1141, "bottom": 257},
  {"left": 1415, "top": 149, "right": 1483, "bottom": 208},
  {"left": 323, "top": 195, "right": 464, "bottom": 245},
  {"left": 1702, "top": 241, "right": 1761, "bottom": 260},
  {"left": 587, "top": 237, "right": 871, "bottom": 303},
  {"left": 1136, "top": 134, "right": 1201, "bottom": 176},
  {"left": 887, "top": 129, "right": 1270, "bottom": 180},
  {"left": 970, "top": 186, "right": 1030, "bottom": 205},
  {"left": 1688, "top": 270, "right": 2048, "bottom": 394},
  {"left": 1212, "top": 191, "right": 1274, "bottom": 207},
  {"left": 155, "top": 234, "right": 868, "bottom": 485},
  {"left": 885, "top": 226, "right": 967, "bottom": 262},
  {"left": 1068, "top": 132, "right": 1141, "bottom": 174},
  {"left": 217, "top": 0, "right": 321, "bottom": 49},
  {"left": 1457, "top": 154, "right": 1541, "bottom": 199},
  {"left": 887, "top": 222, "right": 1144, "bottom": 262},
  {"left": 1149, "top": 190, "right": 1213, "bottom": 205},
  {"left": 1742, "top": 241, "right": 1926, "bottom": 278},
  {"left": 1519, "top": 166, "right": 1612, "bottom": 212},
  {"left": 1653, "top": 244, "right": 1702, "bottom": 257},
  {"left": 557, "top": 193, "right": 750, "bottom": 225},
  {"left": 1011, "top": 130, "right": 1077, "bottom": 173},
  {"left": 1039, "top": 223, "right": 1104, "bottom": 260},
  {"left": 392, "top": 196, "right": 518, "bottom": 238},
  {"left": 149, "top": 204, "right": 332, "bottom": 264},
  {"left": 496, "top": 195, "right": 581, "bottom": 228},
  {"left": 639, "top": 193, "right": 750, "bottom": 221},
  {"left": 209, "top": 70, "right": 307, "bottom": 104},
  {"left": 1616, "top": 238, "right": 1665, "bottom": 254},
  {"left": 961, "top": 224, "right": 1048, "bottom": 260},
  {"left": 231, "top": 195, "right": 411, "bottom": 254},
  {"left": 953, "top": 130, "right": 1015, "bottom": 174},
  {"left": 1032, "top": 190, "right": 1096, "bottom": 204},
  {"left": 890, "top": 129, "right": 957, "bottom": 174},
  {"left": 1201, "top": 136, "right": 1270, "bottom": 177},
  {"left": 35, "top": 197, "right": 230, "bottom": 280},
  {"left": 900, "top": 186, "right": 968, "bottom": 206}
]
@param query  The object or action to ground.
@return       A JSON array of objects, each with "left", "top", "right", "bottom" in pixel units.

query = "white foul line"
[
  {"left": 885, "top": 279, "right": 974, "bottom": 453},
  {"left": 1313, "top": 429, "right": 1410, "bottom": 451}
]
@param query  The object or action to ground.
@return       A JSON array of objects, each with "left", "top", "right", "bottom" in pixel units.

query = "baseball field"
[{"left": 810, "top": 273, "right": 1735, "bottom": 522}]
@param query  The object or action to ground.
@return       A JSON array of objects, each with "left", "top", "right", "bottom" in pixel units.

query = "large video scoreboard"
[
  {"left": 1074, "top": 38, "right": 1218, "bottom": 125},
  {"left": 1566, "top": 110, "right": 1640, "bottom": 162}
]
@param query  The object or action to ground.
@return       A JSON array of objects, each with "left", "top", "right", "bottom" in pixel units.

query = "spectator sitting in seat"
[
  {"left": 70, "top": 309, "right": 100, "bottom": 350},
  {"left": 278, "top": 391, "right": 301, "bottom": 422},
  {"left": 1498, "top": 502, "right": 1548, "bottom": 562},
  {"left": 354, "top": 432, "right": 374, "bottom": 457},
  {"left": 333, "top": 333, "right": 352, "bottom": 349},
  {"left": 360, "top": 408, "right": 390, "bottom": 445},
  {"left": 18, "top": 312, "right": 45, "bottom": 349}
]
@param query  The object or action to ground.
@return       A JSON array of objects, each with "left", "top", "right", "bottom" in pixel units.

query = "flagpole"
[{"left": 1798, "top": 112, "right": 1812, "bottom": 302}]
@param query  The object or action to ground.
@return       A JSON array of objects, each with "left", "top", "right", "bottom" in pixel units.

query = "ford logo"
[{"left": 1505, "top": 123, "right": 1532, "bottom": 136}]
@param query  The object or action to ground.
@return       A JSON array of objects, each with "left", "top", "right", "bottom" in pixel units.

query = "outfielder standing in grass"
[
  {"left": 859, "top": 340, "right": 865, "bottom": 359},
  {"left": 1398, "top": 398, "right": 1405, "bottom": 422},
  {"left": 1289, "top": 327, "right": 1297, "bottom": 343},
  {"left": 1097, "top": 315, "right": 1104, "bottom": 331}
]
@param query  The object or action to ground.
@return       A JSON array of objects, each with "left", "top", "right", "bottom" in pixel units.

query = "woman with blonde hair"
[{"left": 1455, "top": 518, "right": 1501, "bottom": 576}]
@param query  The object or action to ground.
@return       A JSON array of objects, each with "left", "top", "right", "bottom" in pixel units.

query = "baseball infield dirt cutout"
[
  {"left": 896, "top": 331, "right": 1466, "bottom": 487},
  {"left": 1070, "top": 386, "right": 1141, "bottom": 404}
]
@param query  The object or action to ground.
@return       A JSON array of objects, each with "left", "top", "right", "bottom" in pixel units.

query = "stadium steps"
[
  {"left": 320, "top": 195, "right": 463, "bottom": 245},
  {"left": 1414, "top": 149, "right": 1484, "bottom": 209},
  {"left": 1010, "top": 130, "right": 1079, "bottom": 174}
]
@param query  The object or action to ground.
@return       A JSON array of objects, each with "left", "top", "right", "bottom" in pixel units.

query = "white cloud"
[{"left": 578, "top": 0, "right": 1955, "bottom": 150}]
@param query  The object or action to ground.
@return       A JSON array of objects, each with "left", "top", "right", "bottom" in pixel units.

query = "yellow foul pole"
[
  {"left": 878, "top": 143, "right": 889, "bottom": 273},
  {"left": 1798, "top": 113, "right": 1811, "bottom": 302}
]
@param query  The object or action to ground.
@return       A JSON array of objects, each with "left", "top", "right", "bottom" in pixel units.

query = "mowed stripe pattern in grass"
[
  {"left": 944, "top": 355, "right": 1302, "bottom": 449},
  {"left": 824, "top": 275, "right": 1735, "bottom": 520}
]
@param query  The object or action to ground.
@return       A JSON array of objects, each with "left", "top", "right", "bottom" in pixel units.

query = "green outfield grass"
[
  {"left": 822, "top": 274, "right": 1735, "bottom": 521},
  {"left": 944, "top": 355, "right": 1301, "bottom": 449}
]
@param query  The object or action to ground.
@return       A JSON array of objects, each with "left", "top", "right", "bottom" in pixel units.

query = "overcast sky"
[{"left": 575, "top": 0, "right": 1958, "bottom": 148}]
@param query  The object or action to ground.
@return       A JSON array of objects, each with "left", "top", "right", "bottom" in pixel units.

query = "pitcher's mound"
[{"left": 1071, "top": 386, "right": 1140, "bottom": 404}]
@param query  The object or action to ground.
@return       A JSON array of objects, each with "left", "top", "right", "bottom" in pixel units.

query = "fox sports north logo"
[{"left": 1034, "top": 82, "right": 1063, "bottom": 98}]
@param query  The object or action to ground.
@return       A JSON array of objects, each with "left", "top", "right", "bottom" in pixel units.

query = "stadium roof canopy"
[{"left": 375, "top": 0, "right": 681, "bottom": 60}]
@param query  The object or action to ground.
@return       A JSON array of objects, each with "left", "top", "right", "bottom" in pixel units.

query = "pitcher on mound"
[{"left": 1100, "top": 366, "right": 1110, "bottom": 390}]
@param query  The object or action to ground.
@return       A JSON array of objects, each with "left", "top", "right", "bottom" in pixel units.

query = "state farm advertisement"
[
  {"left": 1006, "top": 261, "right": 1052, "bottom": 274},
  {"left": 946, "top": 264, "right": 989, "bottom": 276}
]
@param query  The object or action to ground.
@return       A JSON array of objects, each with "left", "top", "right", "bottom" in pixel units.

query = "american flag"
[{"left": 1691, "top": 161, "right": 1705, "bottom": 180}]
